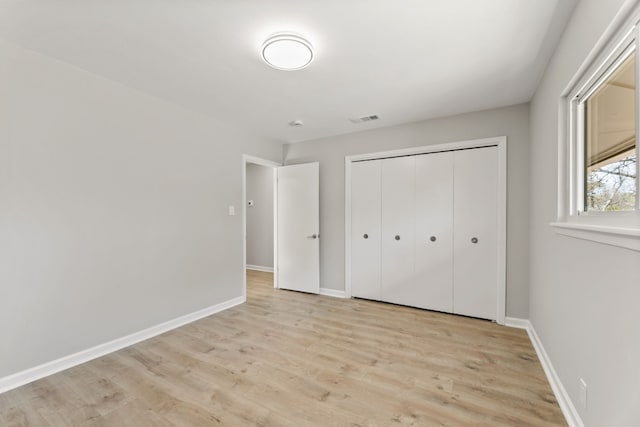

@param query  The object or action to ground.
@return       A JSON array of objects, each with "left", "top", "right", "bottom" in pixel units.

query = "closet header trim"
[{"left": 346, "top": 136, "right": 505, "bottom": 163}]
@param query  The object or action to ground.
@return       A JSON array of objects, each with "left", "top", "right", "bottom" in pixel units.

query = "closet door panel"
[
  {"left": 453, "top": 146, "right": 498, "bottom": 320},
  {"left": 351, "top": 160, "right": 381, "bottom": 300},
  {"left": 415, "top": 152, "right": 454, "bottom": 312},
  {"left": 381, "top": 156, "right": 415, "bottom": 306}
]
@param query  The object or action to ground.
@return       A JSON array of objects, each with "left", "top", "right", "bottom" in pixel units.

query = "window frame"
[
  {"left": 553, "top": 6, "right": 640, "bottom": 252},
  {"left": 572, "top": 35, "right": 638, "bottom": 216}
]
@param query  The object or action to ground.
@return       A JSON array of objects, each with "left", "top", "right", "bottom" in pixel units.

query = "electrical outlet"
[
  {"left": 228, "top": 205, "right": 235, "bottom": 216},
  {"left": 579, "top": 378, "right": 587, "bottom": 409}
]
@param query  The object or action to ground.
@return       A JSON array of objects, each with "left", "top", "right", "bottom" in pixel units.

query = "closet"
[{"left": 350, "top": 145, "right": 500, "bottom": 321}]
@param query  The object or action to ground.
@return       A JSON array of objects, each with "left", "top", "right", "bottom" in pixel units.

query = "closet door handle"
[
  {"left": 363, "top": 233, "right": 369, "bottom": 239},
  {"left": 430, "top": 236, "right": 437, "bottom": 242},
  {"left": 471, "top": 237, "right": 478, "bottom": 244},
  {"left": 395, "top": 235, "right": 400, "bottom": 241}
]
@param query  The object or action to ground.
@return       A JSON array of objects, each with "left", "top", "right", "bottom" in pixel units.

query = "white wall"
[
  {"left": 246, "top": 163, "right": 274, "bottom": 269},
  {"left": 529, "top": 0, "right": 640, "bottom": 425},
  {"left": 284, "top": 104, "right": 530, "bottom": 318},
  {"left": 0, "top": 40, "right": 281, "bottom": 379}
]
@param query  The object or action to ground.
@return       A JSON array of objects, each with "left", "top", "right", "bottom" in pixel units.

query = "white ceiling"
[{"left": 0, "top": 0, "right": 577, "bottom": 143}]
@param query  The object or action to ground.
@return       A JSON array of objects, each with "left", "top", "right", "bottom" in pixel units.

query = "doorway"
[
  {"left": 242, "top": 155, "right": 280, "bottom": 299},
  {"left": 242, "top": 155, "right": 321, "bottom": 299}
]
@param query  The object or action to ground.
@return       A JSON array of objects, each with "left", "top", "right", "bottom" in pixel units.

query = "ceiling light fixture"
[{"left": 261, "top": 33, "right": 314, "bottom": 71}]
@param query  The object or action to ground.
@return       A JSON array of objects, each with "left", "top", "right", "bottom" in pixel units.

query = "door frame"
[
  {"left": 344, "top": 136, "right": 507, "bottom": 324},
  {"left": 242, "top": 154, "right": 281, "bottom": 299}
]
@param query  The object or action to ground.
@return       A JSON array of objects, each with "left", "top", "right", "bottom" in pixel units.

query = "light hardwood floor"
[{"left": 0, "top": 270, "right": 566, "bottom": 426}]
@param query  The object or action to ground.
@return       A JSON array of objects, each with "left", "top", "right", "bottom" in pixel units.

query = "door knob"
[
  {"left": 430, "top": 236, "right": 437, "bottom": 242},
  {"left": 395, "top": 235, "right": 400, "bottom": 241},
  {"left": 309, "top": 234, "right": 318, "bottom": 239},
  {"left": 471, "top": 237, "right": 478, "bottom": 244},
  {"left": 363, "top": 233, "right": 368, "bottom": 239}
]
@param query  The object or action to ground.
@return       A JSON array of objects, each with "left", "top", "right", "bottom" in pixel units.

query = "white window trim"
[{"left": 554, "top": 0, "right": 640, "bottom": 252}]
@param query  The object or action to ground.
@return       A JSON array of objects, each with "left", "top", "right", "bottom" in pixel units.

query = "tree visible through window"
[{"left": 583, "top": 50, "right": 637, "bottom": 212}]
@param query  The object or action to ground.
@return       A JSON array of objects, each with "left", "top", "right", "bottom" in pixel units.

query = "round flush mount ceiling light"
[{"left": 261, "top": 33, "right": 314, "bottom": 71}]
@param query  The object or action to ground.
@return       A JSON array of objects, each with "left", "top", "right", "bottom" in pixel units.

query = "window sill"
[{"left": 550, "top": 222, "right": 640, "bottom": 251}]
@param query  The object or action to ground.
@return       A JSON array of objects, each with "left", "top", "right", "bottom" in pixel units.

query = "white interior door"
[
  {"left": 351, "top": 160, "right": 381, "bottom": 300},
  {"left": 276, "top": 162, "right": 320, "bottom": 294},
  {"left": 381, "top": 156, "right": 415, "bottom": 306},
  {"left": 453, "top": 146, "right": 498, "bottom": 320},
  {"left": 415, "top": 152, "right": 454, "bottom": 312}
]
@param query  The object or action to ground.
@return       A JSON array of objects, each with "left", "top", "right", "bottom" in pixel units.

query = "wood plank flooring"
[{"left": 0, "top": 270, "right": 566, "bottom": 426}]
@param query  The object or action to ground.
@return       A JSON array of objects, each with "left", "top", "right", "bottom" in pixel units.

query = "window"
[
  {"left": 582, "top": 48, "right": 637, "bottom": 213},
  {"left": 555, "top": 10, "right": 640, "bottom": 251}
]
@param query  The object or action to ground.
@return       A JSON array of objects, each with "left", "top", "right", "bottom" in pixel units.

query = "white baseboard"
[
  {"left": 319, "top": 288, "right": 347, "bottom": 298},
  {"left": 504, "top": 316, "right": 530, "bottom": 329},
  {"left": 505, "top": 317, "right": 584, "bottom": 427},
  {"left": 0, "top": 295, "right": 245, "bottom": 394},
  {"left": 246, "top": 265, "right": 274, "bottom": 273}
]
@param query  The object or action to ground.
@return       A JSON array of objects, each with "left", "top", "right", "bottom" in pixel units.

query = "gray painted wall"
[
  {"left": 246, "top": 163, "right": 274, "bottom": 269},
  {"left": 529, "top": 0, "right": 640, "bottom": 425},
  {"left": 284, "top": 104, "right": 530, "bottom": 318},
  {"left": 0, "top": 40, "right": 281, "bottom": 378}
]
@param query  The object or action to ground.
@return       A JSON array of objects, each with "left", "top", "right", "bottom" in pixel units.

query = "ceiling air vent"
[{"left": 349, "top": 114, "right": 380, "bottom": 124}]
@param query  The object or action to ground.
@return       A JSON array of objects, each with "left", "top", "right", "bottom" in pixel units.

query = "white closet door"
[
  {"left": 415, "top": 152, "right": 454, "bottom": 312},
  {"left": 351, "top": 160, "right": 381, "bottom": 300},
  {"left": 381, "top": 156, "right": 415, "bottom": 307},
  {"left": 453, "top": 146, "right": 498, "bottom": 320}
]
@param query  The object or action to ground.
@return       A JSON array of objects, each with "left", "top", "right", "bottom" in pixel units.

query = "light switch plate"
[{"left": 228, "top": 205, "right": 235, "bottom": 216}]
